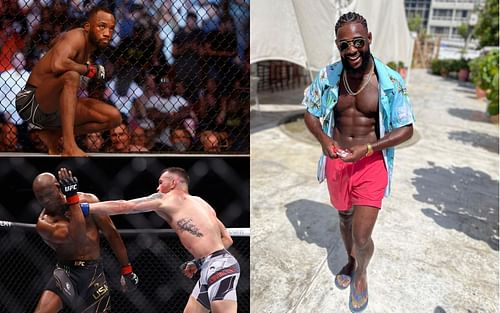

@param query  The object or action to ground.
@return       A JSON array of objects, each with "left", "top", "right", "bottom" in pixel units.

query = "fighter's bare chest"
[{"left": 335, "top": 78, "right": 379, "bottom": 116}]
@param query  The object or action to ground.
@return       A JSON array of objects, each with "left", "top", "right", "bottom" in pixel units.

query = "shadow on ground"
[
  {"left": 448, "top": 130, "right": 499, "bottom": 154},
  {"left": 250, "top": 109, "right": 304, "bottom": 134},
  {"left": 285, "top": 199, "right": 348, "bottom": 276},
  {"left": 447, "top": 108, "right": 490, "bottom": 123},
  {"left": 412, "top": 162, "right": 499, "bottom": 250}
]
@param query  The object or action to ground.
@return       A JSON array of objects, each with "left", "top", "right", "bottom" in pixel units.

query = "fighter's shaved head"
[
  {"left": 33, "top": 173, "right": 64, "bottom": 214},
  {"left": 33, "top": 173, "right": 56, "bottom": 195}
]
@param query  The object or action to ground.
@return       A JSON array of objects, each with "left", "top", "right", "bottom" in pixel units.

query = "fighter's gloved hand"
[
  {"left": 59, "top": 176, "right": 79, "bottom": 205},
  {"left": 84, "top": 63, "right": 106, "bottom": 80},
  {"left": 120, "top": 264, "right": 139, "bottom": 292},
  {"left": 179, "top": 260, "right": 199, "bottom": 279}
]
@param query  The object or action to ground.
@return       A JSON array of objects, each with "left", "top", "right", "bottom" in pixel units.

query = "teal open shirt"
[{"left": 302, "top": 57, "right": 415, "bottom": 196}]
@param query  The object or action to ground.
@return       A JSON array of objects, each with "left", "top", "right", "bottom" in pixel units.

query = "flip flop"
[
  {"left": 349, "top": 275, "right": 368, "bottom": 312},
  {"left": 334, "top": 272, "right": 351, "bottom": 290},
  {"left": 334, "top": 263, "right": 354, "bottom": 290}
]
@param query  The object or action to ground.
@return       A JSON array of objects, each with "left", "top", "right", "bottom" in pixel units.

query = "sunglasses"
[{"left": 338, "top": 38, "right": 365, "bottom": 51}]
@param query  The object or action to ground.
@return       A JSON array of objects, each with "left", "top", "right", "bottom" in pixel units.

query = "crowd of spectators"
[{"left": 0, "top": 0, "right": 250, "bottom": 153}]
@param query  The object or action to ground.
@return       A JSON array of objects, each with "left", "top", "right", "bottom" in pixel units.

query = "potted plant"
[
  {"left": 469, "top": 56, "right": 487, "bottom": 98},
  {"left": 457, "top": 58, "right": 470, "bottom": 82},
  {"left": 397, "top": 61, "right": 407, "bottom": 80}
]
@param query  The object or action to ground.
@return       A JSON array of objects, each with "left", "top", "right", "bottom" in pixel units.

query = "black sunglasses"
[{"left": 338, "top": 38, "right": 365, "bottom": 51}]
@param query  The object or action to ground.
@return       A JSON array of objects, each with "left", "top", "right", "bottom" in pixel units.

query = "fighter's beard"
[{"left": 341, "top": 49, "right": 372, "bottom": 75}]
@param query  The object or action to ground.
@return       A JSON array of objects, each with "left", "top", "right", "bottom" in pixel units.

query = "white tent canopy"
[{"left": 250, "top": 0, "right": 414, "bottom": 72}]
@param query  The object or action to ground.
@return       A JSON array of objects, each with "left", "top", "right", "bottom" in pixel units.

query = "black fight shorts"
[
  {"left": 16, "top": 84, "right": 61, "bottom": 129},
  {"left": 45, "top": 260, "right": 110, "bottom": 312}
]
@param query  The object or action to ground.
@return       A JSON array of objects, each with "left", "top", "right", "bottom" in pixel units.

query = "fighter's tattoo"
[{"left": 177, "top": 218, "right": 203, "bottom": 237}]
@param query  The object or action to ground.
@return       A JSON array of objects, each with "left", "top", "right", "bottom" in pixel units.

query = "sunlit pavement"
[{"left": 250, "top": 69, "right": 499, "bottom": 313}]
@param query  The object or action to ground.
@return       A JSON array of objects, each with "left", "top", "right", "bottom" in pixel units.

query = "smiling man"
[
  {"left": 303, "top": 12, "right": 415, "bottom": 312},
  {"left": 16, "top": 6, "right": 121, "bottom": 156}
]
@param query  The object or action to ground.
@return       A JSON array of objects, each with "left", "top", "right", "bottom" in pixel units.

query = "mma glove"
[
  {"left": 59, "top": 176, "right": 79, "bottom": 205},
  {"left": 120, "top": 264, "right": 139, "bottom": 292},
  {"left": 84, "top": 63, "right": 106, "bottom": 80},
  {"left": 179, "top": 259, "right": 201, "bottom": 279}
]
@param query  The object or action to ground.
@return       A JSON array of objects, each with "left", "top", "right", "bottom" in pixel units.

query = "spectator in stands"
[
  {"left": 0, "top": 18, "right": 25, "bottom": 72},
  {"left": 228, "top": 0, "right": 250, "bottom": 65},
  {"left": 0, "top": 51, "right": 30, "bottom": 125},
  {"left": 108, "top": 123, "right": 148, "bottom": 153},
  {"left": 26, "top": 127, "right": 48, "bottom": 153},
  {"left": 157, "top": 3, "right": 178, "bottom": 66},
  {"left": 81, "top": 132, "right": 104, "bottom": 153},
  {"left": 170, "top": 126, "right": 193, "bottom": 152},
  {"left": 172, "top": 11, "right": 203, "bottom": 103},
  {"left": 130, "top": 125, "right": 150, "bottom": 151},
  {"left": 0, "top": 122, "right": 20, "bottom": 152}
]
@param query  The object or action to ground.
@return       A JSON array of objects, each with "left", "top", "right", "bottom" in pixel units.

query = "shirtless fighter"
[
  {"left": 33, "top": 168, "right": 138, "bottom": 312},
  {"left": 79, "top": 167, "right": 239, "bottom": 313},
  {"left": 303, "top": 12, "right": 414, "bottom": 312},
  {"left": 16, "top": 7, "right": 121, "bottom": 156}
]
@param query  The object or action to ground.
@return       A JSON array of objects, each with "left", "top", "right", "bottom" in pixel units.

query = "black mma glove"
[
  {"left": 120, "top": 264, "right": 139, "bottom": 292},
  {"left": 84, "top": 63, "right": 106, "bottom": 80},
  {"left": 60, "top": 176, "right": 79, "bottom": 205},
  {"left": 179, "top": 259, "right": 200, "bottom": 279}
]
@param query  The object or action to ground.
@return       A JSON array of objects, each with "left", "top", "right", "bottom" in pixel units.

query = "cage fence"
[
  {"left": 0, "top": 226, "right": 249, "bottom": 313},
  {"left": 0, "top": 0, "right": 250, "bottom": 154}
]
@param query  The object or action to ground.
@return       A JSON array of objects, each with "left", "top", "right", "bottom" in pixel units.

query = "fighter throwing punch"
[
  {"left": 16, "top": 7, "right": 121, "bottom": 156},
  {"left": 79, "top": 167, "right": 240, "bottom": 313},
  {"left": 33, "top": 168, "right": 138, "bottom": 313}
]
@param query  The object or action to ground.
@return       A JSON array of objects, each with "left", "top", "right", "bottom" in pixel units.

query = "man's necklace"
[{"left": 343, "top": 64, "right": 374, "bottom": 96}]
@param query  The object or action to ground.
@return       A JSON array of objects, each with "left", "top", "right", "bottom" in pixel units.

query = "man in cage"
[
  {"left": 81, "top": 167, "right": 240, "bottom": 313},
  {"left": 16, "top": 6, "right": 122, "bottom": 156},
  {"left": 32, "top": 168, "right": 138, "bottom": 313}
]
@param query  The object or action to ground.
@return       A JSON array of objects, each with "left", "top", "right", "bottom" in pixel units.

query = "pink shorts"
[{"left": 325, "top": 151, "right": 388, "bottom": 211}]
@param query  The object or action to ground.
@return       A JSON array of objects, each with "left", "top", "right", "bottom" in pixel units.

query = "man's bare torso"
[
  {"left": 333, "top": 72, "right": 379, "bottom": 148},
  {"left": 38, "top": 193, "right": 101, "bottom": 261},
  {"left": 156, "top": 191, "right": 225, "bottom": 259},
  {"left": 28, "top": 28, "right": 90, "bottom": 87}
]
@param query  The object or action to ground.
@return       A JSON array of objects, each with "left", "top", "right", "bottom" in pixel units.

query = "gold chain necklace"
[{"left": 343, "top": 64, "right": 374, "bottom": 96}]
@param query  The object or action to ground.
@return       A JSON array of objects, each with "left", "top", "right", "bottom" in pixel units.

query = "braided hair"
[{"left": 335, "top": 12, "right": 368, "bottom": 34}]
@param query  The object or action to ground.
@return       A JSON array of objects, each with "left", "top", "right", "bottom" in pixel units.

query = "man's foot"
[
  {"left": 62, "top": 147, "right": 88, "bottom": 157},
  {"left": 334, "top": 261, "right": 355, "bottom": 290},
  {"left": 349, "top": 273, "right": 368, "bottom": 312}
]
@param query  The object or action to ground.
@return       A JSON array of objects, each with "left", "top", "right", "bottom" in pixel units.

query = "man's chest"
[{"left": 334, "top": 78, "right": 379, "bottom": 116}]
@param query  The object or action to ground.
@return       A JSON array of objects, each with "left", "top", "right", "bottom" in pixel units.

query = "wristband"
[
  {"left": 80, "top": 202, "right": 89, "bottom": 217},
  {"left": 66, "top": 194, "right": 80, "bottom": 205},
  {"left": 365, "top": 143, "right": 374, "bottom": 157},
  {"left": 85, "top": 63, "right": 96, "bottom": 78},
  {"left": 121, "top": 264, "right": 133, "bottom": 275}
]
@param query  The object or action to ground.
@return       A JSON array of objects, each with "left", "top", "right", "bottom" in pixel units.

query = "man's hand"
[
  {"left": 85, "top": 63, "right": 106, "bottom": 80},
  {"left": 58, "top": 168, "right": 79, "bottom": 205},
  {"left": 341, "top": 144, "right": 368, "bottom": 162},
  {"left": 179, "top": 260, "right": 198, "bottom": 279},
  {"left": 120, "top": 264, "right": 139, "bottom": 292}
]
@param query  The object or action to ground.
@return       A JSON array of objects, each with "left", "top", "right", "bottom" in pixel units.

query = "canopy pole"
[{"left": 291, "top": 0, "right": 314, "bottom": 82}]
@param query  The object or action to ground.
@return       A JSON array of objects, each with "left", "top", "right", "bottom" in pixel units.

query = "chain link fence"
[
  {"left": 0, "top": 0, "right": 250, "bottom": 154},
  {"left": 0, "top": 227, "right": 249, "bottom": 313},
  {"left": 0, "top": 156, "right": 249, "bottom": 312}
]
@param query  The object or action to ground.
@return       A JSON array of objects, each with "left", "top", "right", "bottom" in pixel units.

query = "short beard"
[
  {"left": 88, "top": 31, "right": 106, "bottom": 50},
  {"left": 341, "top": 49, "right": 372, "bottom": 75}
]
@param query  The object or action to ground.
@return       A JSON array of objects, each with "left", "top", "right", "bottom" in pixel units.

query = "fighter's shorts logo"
[
  {"left": 207, "top": 265, "right": 238, "bottom": 285},
  {"left": 93, "top": 283, "right": 109, "bottom": 300}
]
